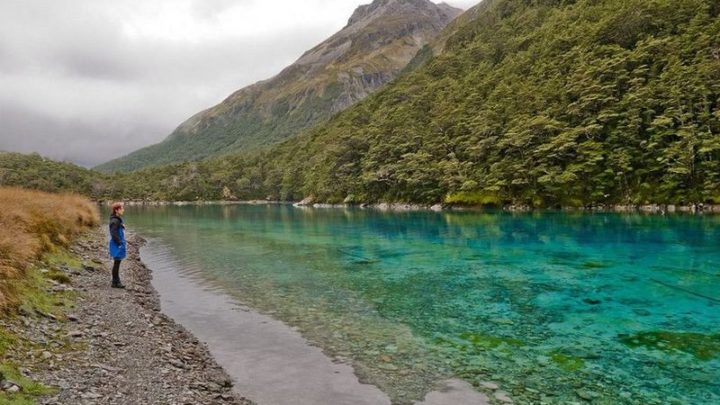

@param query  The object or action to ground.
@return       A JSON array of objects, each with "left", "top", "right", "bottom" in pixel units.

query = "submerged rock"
[
  {"left": 619, "top": 331, "right": 720, "bottom": 360},
  {"left": 494, "top": 390, "right": 513, "bottom": 403},
  {"left": 575, "top": 388, "right": 599, "bottom": 400},
  {"left": 378, "top": 363, "right": 399, "bottom": 371},
  {"left": 479, "top": 381, "right": 499, "bottom": 390},
  {"left": 549, "top": 351, "right": 585, "bottom": 371}
]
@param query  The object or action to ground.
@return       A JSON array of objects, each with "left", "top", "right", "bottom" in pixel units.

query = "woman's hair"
[{"left": 111, "top": 202, "right": 124, "bottom": 215}]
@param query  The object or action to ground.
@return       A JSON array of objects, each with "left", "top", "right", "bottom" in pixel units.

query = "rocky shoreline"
[
  {"left": 103, "top": 199, "right": 720, "bottom": 214},
  {"left": 0, "top": 227, "right": 254, "bottom": 405}
]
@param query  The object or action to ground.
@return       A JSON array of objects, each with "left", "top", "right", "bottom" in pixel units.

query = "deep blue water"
[{"left": 125, "top": 205, "right": 720, "bottom": 404}]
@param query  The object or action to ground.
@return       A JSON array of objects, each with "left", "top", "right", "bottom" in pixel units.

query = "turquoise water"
[{"left": 125, "top": 205, "right": 720, "bottom": 404}]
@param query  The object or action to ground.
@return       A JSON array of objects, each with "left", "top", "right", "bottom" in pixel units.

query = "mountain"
[
  {"left": 96, "top": 0, "right": 461, "bottom": 173},
  {"left": 110, "top": 0, "right": 720, "bottom": 207}
]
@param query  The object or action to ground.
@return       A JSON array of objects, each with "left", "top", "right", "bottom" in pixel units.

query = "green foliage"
[
  {"left": 14, "top": 267, "right": 75, "bottom": 320},
  {"left": 45, "top": 269, "right": 71, "bottom": 285},
  {"left": 42, "top": 251, "right": 82, "bottom": 271},
  {"left": 5, "top": 0, "right": 720, "bottom": 208},
  {"left": 111, "top": 0, "right": 720, "bottom": 207},
  {"left": 0, "top": 266, "right": 73, "bottom": 405},
  {"left": 0, "top": 360, "right": 56, "bottom": 405},
  {"left": 0, "top": 153, "right": 101, "bottom": 197},
  {"left": 444, "top": 191, "right": 501, "bottom": 206},
  {"left": 0, "top": 329, "right": 17, "bottom": 356},
  {"left": 0, "top": 363, "right": 55, "bottom": 396}
]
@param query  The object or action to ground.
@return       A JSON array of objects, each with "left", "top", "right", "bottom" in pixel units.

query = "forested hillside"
[
  {"left": 5, "top": 0, "right": 720, "bottom": 208},
  {"left": 107, "top": 0, "right": 720, "bottom": 207},
  {"left": 0, "top": 153, "right": 103, "bottom": 197}
]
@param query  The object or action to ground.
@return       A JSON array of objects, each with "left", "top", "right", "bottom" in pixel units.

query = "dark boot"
[{"left": 112, "top": 260, "right": 125, "bottom": 289}]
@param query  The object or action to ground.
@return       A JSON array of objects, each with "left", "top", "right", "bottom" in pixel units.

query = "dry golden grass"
[{"left": 0, "top": 187, "right": 98, "bottom": 312}]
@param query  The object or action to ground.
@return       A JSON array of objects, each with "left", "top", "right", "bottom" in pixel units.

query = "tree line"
[{"left": 2, "top": 0, "right": 719, "bottom": 207}]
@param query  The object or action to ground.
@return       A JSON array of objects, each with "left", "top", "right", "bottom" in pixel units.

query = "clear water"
[{"left": 124, "top": 205, "right": 720, "bottom": 404}]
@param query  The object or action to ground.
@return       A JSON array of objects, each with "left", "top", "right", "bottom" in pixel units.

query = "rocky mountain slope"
[
  {"left": 96, "top": 0, "right": 461, "bottom": 173},
  {"left": 100, "top": 0, "right": 719, "bottom": 207}
]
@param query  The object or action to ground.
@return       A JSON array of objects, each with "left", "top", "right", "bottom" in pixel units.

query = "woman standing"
[{"left": 108, "top": 202, "right": 126, "bottom": 289}]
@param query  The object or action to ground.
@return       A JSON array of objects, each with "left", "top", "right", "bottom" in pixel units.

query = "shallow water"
[{"left": 125, "top": 205, "right": 720, "bottom": 404}]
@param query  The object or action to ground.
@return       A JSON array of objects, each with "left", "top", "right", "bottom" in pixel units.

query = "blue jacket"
[{"left": 108, "top": 214, "right": 126, "bottom": 260}]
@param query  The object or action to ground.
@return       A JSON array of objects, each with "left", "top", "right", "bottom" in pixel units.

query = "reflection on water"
[{"left": 125, "top": 205, "right": 720, "bottom": 404}]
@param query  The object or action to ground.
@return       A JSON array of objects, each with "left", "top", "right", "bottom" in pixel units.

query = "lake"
[{"left": 124, "top": 204, "right": 720, "bottom": 404}]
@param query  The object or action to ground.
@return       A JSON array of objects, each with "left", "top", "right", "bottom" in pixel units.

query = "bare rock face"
[{"left": 98, "top": 0, "right": 462, "bottom": 173}]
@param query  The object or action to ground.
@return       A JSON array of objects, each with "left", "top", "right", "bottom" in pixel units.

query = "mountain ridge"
[
  {"left": 96, "top": 0, "right": 461, "bottom": 173},
  {"left": 5, "top": 0, "right": 720, "bottom": 213},
  {"left": 98, "top": 0, "right": 720, "bottom": 208}
]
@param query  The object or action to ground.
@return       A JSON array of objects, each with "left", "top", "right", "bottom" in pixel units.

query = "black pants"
[{"left": 112, "top": 259, "right": 122, "bottom": 284}]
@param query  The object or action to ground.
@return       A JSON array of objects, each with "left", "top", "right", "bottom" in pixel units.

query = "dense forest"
[
  {"left": 3, "top": 0, "right": 720, "bottom": 207},
  {"left": 0, "top": 153, "right": 100, "bottom": 197}
]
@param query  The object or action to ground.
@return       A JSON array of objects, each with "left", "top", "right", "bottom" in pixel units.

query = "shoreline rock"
[
  {"left": 99, "top": 199, "right": 720, "bottom": 215},
  {"left": 2, "top": 228, "right": 254, "bottom": 405}
]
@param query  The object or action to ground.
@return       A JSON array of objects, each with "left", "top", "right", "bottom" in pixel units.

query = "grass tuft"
[
  {"left": 0, "top": 187, "right": 98, "bottom": 314},
  {"left": 0, "top": 363, "right": 57, "bottom": 404}
]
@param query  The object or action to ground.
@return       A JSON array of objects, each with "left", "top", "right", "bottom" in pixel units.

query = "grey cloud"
[
  {"left": 0, "top": 24, "right": 326, "bottom": 167},
  {"left": 53, "top": 47, "right": 140, "bottom": 81},
  {"left": 0, "top": 0, "right": 480, "bottom": 167},
  {"left": 0, "top": 2, "right": 128, "bottom": 76},
  {"left": 451, "top": 0, "right": 479, "bottom": 9},
  {"left": 0, "top": 101, "right": 167, "bottom": 167},
  {"left": 0, "top": 0, "right": 334, "bottom": 167},
  {"left": 191, "top": 0, "right": 251, "bottom": 20}
]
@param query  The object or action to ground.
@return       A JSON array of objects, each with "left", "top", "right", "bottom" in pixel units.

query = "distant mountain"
[
  {"left": 106, "top": 0, "right": 719, "bottom": 207},
  {"left": 96, "top": 0, "right": 461, "bottom": 173}
]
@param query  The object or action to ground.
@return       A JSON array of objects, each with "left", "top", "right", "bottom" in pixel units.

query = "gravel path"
[{"left": 3, "top": 228, "right": 254, "bottom": 405}]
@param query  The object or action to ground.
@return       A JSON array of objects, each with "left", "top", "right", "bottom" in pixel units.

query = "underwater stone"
[
  {"left": 536, "top": 355, "right": 550, "bottom": 366},
  {"left": 494, "top": 390, "right": 513, "bottom": 403},
  {"left": 575, "top": 389, "right": 598, "bottom": 400},
  {"left": 479, "top": 381, "right": 499, "bottom": 390},
  {"left": 490, "top": 318, "right": 515, "bottom": 325},
  {"left": 549, "top": 351, "right": 586, "bottom": 371},
  {"left": 619, "top": 331, "right": 720, "bottom": 360},
  {"left": 130, "top": 205, "right": 720, "bottom": 405},
  {"left": 581, "top": 261, "right": 611, "bottom": 269},
  {"left": 378, "top": 363, "right": 399, "bottom": 371}
]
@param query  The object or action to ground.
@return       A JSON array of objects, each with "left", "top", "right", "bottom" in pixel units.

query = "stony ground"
[{"left": 1, "top": 228, "right": 255, "bottom": 405}]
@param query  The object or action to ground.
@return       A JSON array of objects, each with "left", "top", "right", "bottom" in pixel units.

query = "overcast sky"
[{"left": 0, "top": 0, "right": 476, "bottom": 167}]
